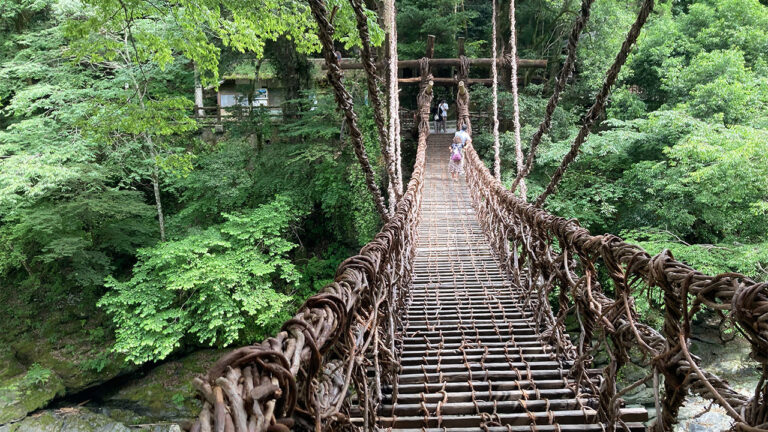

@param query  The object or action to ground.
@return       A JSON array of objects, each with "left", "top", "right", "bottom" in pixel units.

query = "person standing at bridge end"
[
  {"left": 450, "top": 125, "right": 471, "bottom": 180},
  {"left": 438, "top": 99, "right": 449, "bottom": 133}
]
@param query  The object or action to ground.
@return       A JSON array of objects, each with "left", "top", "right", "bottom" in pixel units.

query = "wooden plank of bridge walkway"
[{"left": 377, "top": 134, "right": 647, "bottom": 431}]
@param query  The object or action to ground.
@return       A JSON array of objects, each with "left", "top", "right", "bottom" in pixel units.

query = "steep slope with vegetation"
[{"left": 0, "top": 0, "right": 385, "bottom": 422}]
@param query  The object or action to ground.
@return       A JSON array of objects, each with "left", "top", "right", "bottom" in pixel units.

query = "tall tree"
[
  {"left": 66, "top": 7, "right": 198, "bottom": 241},
  {"left": 0, "top": 1, "right": 158, "bottom": 297}
]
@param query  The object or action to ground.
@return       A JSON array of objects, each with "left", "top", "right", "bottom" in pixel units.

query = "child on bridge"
[{"left": 449, "top": 124, "right": 471, "bottom": 180}]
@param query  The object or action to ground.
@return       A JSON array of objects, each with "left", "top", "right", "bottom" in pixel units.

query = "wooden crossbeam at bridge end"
[
  {"left": 398, "top": 76, "right": 540, "bottom": 86},
  {"left": 324, "top": 34, "right": 547, "bottom": 75},
  {"left": 333, "top": 57, "right": 547, "bottom": 71}
]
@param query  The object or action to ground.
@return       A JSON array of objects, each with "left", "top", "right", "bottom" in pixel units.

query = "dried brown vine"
[
  {"left": 309, "top": 0, "right": 390, "bottom": 222},
  {"left": 535, "top": 0, "right": 655, "bottom": 206},
  {"left": 509, "top": 0, "right": 595, "bottom": 195},
  {"left": 348, "top": 0, "right": 400, "bottom": 207}
]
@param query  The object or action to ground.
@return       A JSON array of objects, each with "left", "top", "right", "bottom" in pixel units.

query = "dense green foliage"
[
  {"left": 470, "top": 0, "right": 768, "bottom": 290},
  {"left": 0, "top": 0, "right": 765, "bottom": 379},
  {"left": 0, "top": 0, "right": 385, "bottom": 365},
  {"left": 100, "top": 196, "right": 306, "bottom": 363}
]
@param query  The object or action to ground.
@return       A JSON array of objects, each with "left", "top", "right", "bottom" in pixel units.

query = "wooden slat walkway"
[{"left": 378, "top": 134, "right": 647, "bottom": 431}]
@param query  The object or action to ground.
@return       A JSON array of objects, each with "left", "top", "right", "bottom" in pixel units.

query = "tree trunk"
[
  {"left": 6, "top": 244, "right": 33, "bottom": 277},
  {"left": 148, "top": 144, "right": 166, "bottom": 242},
  {"left": 194, "top": 63, "right": 204, "bottom": 118},
  {"left": 121, "top": 29, "right": 168, "bottom": 241}
]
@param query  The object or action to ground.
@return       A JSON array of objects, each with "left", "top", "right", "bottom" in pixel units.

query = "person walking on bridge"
[
  {"left": 454, "top": 123, "right": 470, "bottom": 146},
  {"left": 449, "top": 124, "right": 471, "bottom": 180}
]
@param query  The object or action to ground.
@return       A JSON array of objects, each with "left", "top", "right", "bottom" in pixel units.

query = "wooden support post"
[
  {"left": 457, "top": 81, "right": 471, "bottom": 134},
  {"left": 425, "top": 35, "right": 435, "bottom": 59},
  {"left": 501, "top": 42, "right": 513, "bottom": 90}
]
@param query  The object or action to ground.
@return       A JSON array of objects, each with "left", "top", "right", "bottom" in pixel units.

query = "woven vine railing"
[
  {"left": 190, "top": 80, "right": 434, "bottom": 432},
  {"left": 463, "top": 141, "right": 768, "bottom": 432}
]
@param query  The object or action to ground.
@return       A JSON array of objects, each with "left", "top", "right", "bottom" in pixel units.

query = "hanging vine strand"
[
  {"left": 509, "top": 0, "right": 595, "bottom": 194},
  {"left": 310, "top": 0, "right": 390, "bottom": 221},
  {"left": 385, "top": 0, "right": 403, "bottom": 197},
  {"left": 535, "top": 0, "right": 655, "bottom": 206},
  {"left": 491, "top": 0, "right": 501, "bottom": 180},
  {"left": 348, "top": 0, "right": 400, "bottom": 207},
  {"left": 508, "top": 0, "right": 526, "bottom": 198}
]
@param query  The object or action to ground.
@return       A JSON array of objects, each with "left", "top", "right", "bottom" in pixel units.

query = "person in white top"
[
  {"left": 454, "top": 124, "right": 471, "bottom": 145},
  {"left": 438, "top": 100, "right": 449, "bottom": 133}
]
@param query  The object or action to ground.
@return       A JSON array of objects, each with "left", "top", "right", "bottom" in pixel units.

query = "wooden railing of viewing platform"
[{"left": 193, "top": 105, "right": 283, "bottom": 126}]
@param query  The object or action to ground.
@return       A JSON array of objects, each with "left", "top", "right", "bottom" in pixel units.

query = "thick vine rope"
[
  {"left": 509, "top": 0, "right": 595, "bottom": 194},
  {"left": 535, "top": 0, "right": 655, "bottom": 206},
  {"left": 491, "top": 0, "right": 501, "bottom": 180},
  {"left": 508, "top": 0, "right": 526, "bottom": 198},
  {"left": 348, "top": 0, "right": 400, "bottom": 207},
  {"left": 385, "top": 0, "right": 403, "bottom": 197},
  {"left": 308, "top": 0, "right": 390, "bottom": 221}
]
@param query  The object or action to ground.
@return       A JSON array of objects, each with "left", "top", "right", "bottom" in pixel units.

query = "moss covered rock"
[
  {"left": 0, "top": 313, "right": 136, "bottom": 424},
  {"left": 98, "top": 350, "right": 223, "bottom": 424},
  {"left": 0, "top": 409, "right": 130, "bottom": 432},
  {"left": 0, "top": 358, "right": 66, "bottom": 424}
]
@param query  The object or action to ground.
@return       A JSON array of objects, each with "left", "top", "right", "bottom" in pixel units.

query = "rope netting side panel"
[{"left": 463, "top": 139, "right": 768, "bottom": 432}]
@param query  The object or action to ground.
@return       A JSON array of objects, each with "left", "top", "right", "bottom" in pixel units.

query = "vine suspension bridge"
[{"left": 188, "top": 1, "right": 768, "bottom": 431}]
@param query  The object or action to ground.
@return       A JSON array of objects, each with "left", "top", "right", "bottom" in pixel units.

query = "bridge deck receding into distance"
[{"left": 367, "top": 134, "right": 648, "bottom": 431}]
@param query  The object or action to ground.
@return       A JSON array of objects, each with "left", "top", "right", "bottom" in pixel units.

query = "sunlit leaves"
[
  {"left": 99, "top": 196, "right": 307, "bottom": 363},
  {"left": 65, "top": 0, "right": 384, "bottom": 86},
  {"left": 624, "top": 229, "right": 768, "bottom": 280}
]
